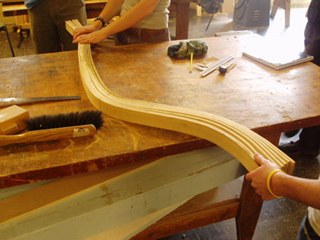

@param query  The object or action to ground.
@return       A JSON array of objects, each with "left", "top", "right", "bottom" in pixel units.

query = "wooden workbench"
[{"left": 0, "top": 35, "right": 320, "bottom": 239}]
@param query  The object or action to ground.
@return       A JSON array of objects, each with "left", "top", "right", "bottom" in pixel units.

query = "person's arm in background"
[
  {"left": 246, "top": 153, "right": 320, "bottom": 210},
  {"left": 73, "top": 0, "right": 161, "bottom": 44},
  {"left": 73, "top": 0, "right": 124, "bottom": 39}
]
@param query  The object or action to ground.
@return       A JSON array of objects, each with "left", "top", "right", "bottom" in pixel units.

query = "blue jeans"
[{"left": 297, "top": 214, "right": 320, "bottom": 240}]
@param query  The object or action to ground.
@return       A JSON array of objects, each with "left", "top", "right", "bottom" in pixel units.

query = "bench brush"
[{"left": 0, "top": 110, "right": 104, "bottom": 147}]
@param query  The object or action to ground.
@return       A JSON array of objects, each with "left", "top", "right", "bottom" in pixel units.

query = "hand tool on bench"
[
  {"left": 0, "top": 124, "right": 97, "bottom": 147},
  {"left": 0, "top": 96, "right": 81, "bottom": 108},
  {"left": 219, "top": 62, "right": 236, "bottom": 74},
  {"left": 200, "top": 55, "right": 234, "bottom": 77},
  {"left": 0, "top": 106, "right": 104, "bottom": 146}
]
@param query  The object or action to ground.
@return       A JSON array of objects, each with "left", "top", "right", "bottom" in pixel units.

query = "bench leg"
[
  {"left": 270, "top": 5, "right": 278, "bottom": 19},
  {"left": 175, "top": 2, "right": 190, "bottom": 40},
  {"left": 285, "top": 0, "right": 290, "bottom": 27},
  {"left": 4, "top": 25, "right": 15, "bottom": 57},
  {"left": 236, "top": 176, "right": 263, "bottom": 240}
]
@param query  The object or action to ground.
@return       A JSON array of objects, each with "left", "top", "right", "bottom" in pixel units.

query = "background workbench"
[{"left": 0, "top": 35, "right": 319, "bottom": 239}]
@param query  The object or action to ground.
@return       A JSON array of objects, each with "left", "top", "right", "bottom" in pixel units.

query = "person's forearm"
[
  {"left": 89, "top": 0, "right": 124, "bottom": 30},
  {"left": 272, "top": 173, "right": 320, "bottom": 209},
  {"left": 99, "top": 0, "right": 161, "bottom": 37},
  {"left": 99, "top": 0, "right": 125, "bottom": 23}
]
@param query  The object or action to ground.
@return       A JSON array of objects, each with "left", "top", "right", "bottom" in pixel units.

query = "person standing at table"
[
  {"left": 246, "top": 153, "right": 320, "bottom": 240},
  {"left": 72, "top": 0, "right": 171, "bottom": 45},
  {"left": 279, "top": 0, "right": 320, "bottom": 159},
  {"left": 264, "top": 3, "right": 320, "bottom": 239},
  {"left": 24, "top": 0, "right": 87, "bottom": 54}
]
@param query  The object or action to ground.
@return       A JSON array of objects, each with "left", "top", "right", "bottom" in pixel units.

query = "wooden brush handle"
[{"left": 0, "top": 124, "right": 97, "bottom": 147}]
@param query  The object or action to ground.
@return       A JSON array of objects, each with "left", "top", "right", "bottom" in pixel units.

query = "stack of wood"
[{"left": 66, "top": 19, "right": 295, "bottom": 174}]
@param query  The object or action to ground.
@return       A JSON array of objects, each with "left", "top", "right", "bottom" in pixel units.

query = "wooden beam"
[
  {"left": 63, "top": 20, "right": 295, "bottom": 239},
  {"left": 132, "top": 198, "right": 240, "bottom": 239},
  {"left": 66, "top": 20, "right": 295, "bottom": 174},
  {"left": 0, "top": 147, "right": 244, "bottom": 239}
]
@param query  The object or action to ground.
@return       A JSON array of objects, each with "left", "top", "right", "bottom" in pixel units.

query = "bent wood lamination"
[{"left": 66, "top": 20, "right": 295, "bottom": 174}]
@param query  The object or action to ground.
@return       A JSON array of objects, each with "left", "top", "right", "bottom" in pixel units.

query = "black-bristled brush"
[
  {"left": 25, "top": 110, "right": 104, "bottom": 130},
  {"left": 0, "top": 110, "right": 104, "bottom": 147}
]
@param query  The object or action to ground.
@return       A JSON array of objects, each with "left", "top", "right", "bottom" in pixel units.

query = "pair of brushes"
[{"left": 0, "top": 110, "right": 104, "bottom": 147}]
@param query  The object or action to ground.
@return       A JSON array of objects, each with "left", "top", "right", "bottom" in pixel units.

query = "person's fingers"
[
  {"left": 254, "top": 153, "right": 265, "bottom": 166},
  {"left": 245, "top": 171, "right": 253, "bottom": 181},
  {"left": 73, "top": 36, "right": 84, "bottom": 43},
  {"left": 73, "top": 31, "right": 79, "bottom": 39},
  {"left": 246, "top": 154, "right": 261, "bottom": 181},
  {"left": 73, "top": 28, "right": 81, "bottom": 38},
  {"left": 73, "top": 37, "right": 79, "bottom": 43},
  {"left": 73, "top": 27, "right": 93, "bottom": 40},
  {"left": 73, "top": 29, "right": 86, "bottom": 40}
]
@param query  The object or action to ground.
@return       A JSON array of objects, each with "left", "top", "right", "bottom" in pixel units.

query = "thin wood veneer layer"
[{"left": 66, "top": 20, "right": 295, "bottom": 174}]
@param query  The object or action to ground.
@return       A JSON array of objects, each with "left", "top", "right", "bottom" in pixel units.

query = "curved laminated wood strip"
[{"left": 66, "top": 20, "right": 295, "bottom": 174}]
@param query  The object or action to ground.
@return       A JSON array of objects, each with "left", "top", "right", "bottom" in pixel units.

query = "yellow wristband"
[{"left": 266, "top": 169, "right": 284, "bottom": 198}]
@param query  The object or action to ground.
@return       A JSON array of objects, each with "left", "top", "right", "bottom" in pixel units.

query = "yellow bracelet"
[{"left": 266, "top": 169, "right": 284, "bottom": 198}]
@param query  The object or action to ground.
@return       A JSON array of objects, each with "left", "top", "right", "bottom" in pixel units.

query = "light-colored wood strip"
[
  {"left": 200, "top": 55, "right": 234, "bottom": 77},
  {"left": 65, "top": 19, "right": 295, "bottom": 174}
]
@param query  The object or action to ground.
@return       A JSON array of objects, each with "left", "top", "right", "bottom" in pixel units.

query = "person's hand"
[
  {"left": 73, "top": 25, "right": 98, "bottom": 40},
  {"left": 246, "top": 153, "right": 281, "bottom": 200},
  {"left": 73, "top": 30, "right": 109, "bottom": 44}
]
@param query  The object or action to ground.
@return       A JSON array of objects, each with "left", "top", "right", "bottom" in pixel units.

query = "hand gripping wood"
[{"left": 66, "top": 20, "right": 295, "bottom": 174}]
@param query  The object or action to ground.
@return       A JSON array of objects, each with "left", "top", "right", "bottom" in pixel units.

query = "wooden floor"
[{"left": 1, "top": 4, "right": 319, "bottom": 240}]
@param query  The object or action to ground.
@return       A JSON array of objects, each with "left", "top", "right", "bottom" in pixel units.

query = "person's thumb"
[{"left": 254, "top": 153, "right": 265, "bottom": 166}]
